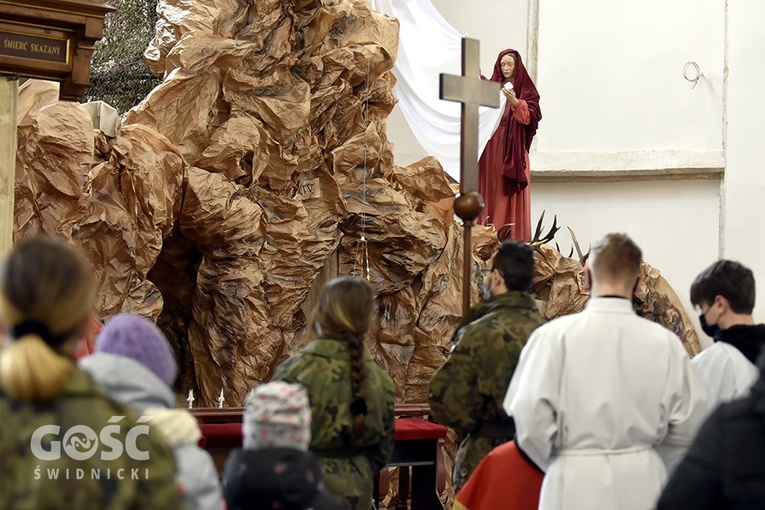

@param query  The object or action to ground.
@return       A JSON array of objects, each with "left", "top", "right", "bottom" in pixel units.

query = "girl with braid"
[{"left": 273, "top": 276, "right": 396, "bottom": 510}]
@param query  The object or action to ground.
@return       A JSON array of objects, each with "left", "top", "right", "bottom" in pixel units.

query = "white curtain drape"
[{"left": 370, "top": 0, "right": 505, "bottom": 182}]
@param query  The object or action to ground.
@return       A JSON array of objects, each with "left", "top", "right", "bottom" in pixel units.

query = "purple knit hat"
[{"left": 95, "top": 313, "right": 178, "bottom": 387}]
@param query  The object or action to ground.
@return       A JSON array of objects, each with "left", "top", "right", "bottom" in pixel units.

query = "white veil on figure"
[{"left": 369, "top": 0, "right": 505, "bottom": 182}]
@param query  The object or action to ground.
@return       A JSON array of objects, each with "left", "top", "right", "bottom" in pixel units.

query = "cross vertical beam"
[
  {"left": 440, "top": 38, "right": 500, "bottom": 193},
  {"left": 0, "top": 76, "right": 17, "bottom": 257},
  {"left": 439, "top": 38, "right": 500, "bottom": 314}
]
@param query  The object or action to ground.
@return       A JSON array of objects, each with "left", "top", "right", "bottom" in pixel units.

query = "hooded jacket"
[
  {"left": 222, "top": 447, "right": 344, "bottom": 510},
  {"left": 81, "top": 353, "right": 223, "bottom": 510}
]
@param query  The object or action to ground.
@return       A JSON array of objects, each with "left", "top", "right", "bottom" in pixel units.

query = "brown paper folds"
[
  {"left": 15, "top": 0, "right": 699, "bottom": 412},
  {"left": 533, "top": 242, "right": 700, "bottom": 356}
]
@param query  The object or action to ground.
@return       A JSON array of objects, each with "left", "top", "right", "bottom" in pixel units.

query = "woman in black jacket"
[{"left": 657, "top": 349, "right": 765, "bottom": 509}]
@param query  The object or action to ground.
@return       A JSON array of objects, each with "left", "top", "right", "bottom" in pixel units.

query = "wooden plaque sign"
[
  {"left": 0, "top": 0, "right": 114, "bottom": 101},
  {"left": 1, "top": 31, "right": 70, "bottom": 64}
]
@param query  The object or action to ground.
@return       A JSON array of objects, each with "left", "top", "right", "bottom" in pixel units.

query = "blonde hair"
[
  {"left": 314, "top": 276, "right": 374, "bottom": 444},
  {"left": 0, "top": 237, "right": 96, "bottom": 400},
  {"left": 589, "top": 233, "right": 642, "bottom": 287}
]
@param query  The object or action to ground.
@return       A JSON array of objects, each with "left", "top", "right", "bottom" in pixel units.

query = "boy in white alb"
[
  {"left": 690, "top": 260, "right": 764, "bottom": 408},
  {"left": 504, "top": 233, "right": 709, "bottom": 510}
]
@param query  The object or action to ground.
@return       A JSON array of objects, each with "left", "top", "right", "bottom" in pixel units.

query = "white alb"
[{"left": 504, "top": 297, "right": 710, "bottom": 510}]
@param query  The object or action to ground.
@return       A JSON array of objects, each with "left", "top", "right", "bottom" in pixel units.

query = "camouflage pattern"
[
  {"left": 429, "top": 291, "right": 546, "bottom": 492},
  {"left": 450, "top": 298, "right": 494, "bottom": 344},
  {"left": 273, "top": 339, "right": 396, "bottom": 510},
  {"left": 0, "top": 367, "right": 183, "bottom": 509}
]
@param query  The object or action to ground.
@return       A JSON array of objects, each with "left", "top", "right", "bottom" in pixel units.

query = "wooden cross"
[
  {"left": 440, "top": 38, "right": 501, "bottom": 193},
  {"left": 439, "top": 38, "right": 500, "bottom": 314}
]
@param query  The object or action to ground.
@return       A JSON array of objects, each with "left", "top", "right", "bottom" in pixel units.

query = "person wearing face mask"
[
  {"left": 429, "top": 240, "right": 546, "bottom": 492},
  {"left": 657, "top": 346, "right": 765, "bottom": 509},
  {"left": 689, "top": 260, "right": 764, "bottom": 410},
  {"left": 504, "top": 233, "right": 709, "bottom": 510}
]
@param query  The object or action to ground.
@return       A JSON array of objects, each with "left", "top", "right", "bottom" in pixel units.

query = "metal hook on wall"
[{"left": 683, "top": 61, "right": 704, "bottom": 89}]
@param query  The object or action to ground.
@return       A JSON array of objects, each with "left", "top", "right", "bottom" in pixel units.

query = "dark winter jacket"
[
  {"left": 222, "top": 447, "right": 344, "bottom": 510},
  {"left": 657, "top": 364, "right": 765, "bottom": 509}
]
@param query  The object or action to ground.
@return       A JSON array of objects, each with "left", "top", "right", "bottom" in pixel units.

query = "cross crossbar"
[
  {"left": 440, "top": 75, "right": 500, "bottom": 108},
  {"left": 439, "top": 38, "right": 500, "bottom": 194}
]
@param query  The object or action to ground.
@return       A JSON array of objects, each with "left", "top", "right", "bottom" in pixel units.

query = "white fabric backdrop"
[{"left": 369, "top": 0, "right": 505, "bottom": 182}]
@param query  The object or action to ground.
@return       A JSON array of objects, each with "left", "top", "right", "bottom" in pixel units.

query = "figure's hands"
[{"left": 502, "top": 87, "right": 519, "bottom": 106}]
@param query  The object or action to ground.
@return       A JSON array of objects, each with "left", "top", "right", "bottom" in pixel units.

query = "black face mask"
[{"left": 699, "top": 313, "right": 719, "bottom": 338}]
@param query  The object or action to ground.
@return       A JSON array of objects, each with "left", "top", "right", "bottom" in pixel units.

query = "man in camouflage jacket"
[{"left": 429, "top": 240, "right": 546, "bottom": 492}]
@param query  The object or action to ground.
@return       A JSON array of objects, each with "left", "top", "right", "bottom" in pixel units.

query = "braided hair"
[{"left": 314, "top": 276, "right": 374, "bottom": 444}]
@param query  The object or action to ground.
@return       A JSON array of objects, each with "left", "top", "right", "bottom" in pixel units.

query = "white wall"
[
  {"left": 386, "top": 0, "right": 725, "bottom": 160},
  {"left": 528, "top": 0, "right": 725, "bottom": 343},
  {"left": 532, "top": 179, "right": 720, "bottom": 349},
  {"left": 535, "top": 0, "right": 724, "bottom": 154},
  {"left": 385, "top": 0, "right": 528, "bottom": 166},
  {"left": 429, "top": 0, "right": 527, "bottom": 75},
  {"left": 724, "top": 1, "right": 765, "bottom": 319},
  {"left": 385, "top": 0, "right": 765, "bottom": 342}
]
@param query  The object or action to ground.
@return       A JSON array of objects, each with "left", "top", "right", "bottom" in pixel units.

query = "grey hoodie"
[{"left": 80, "top": 353, "right": 223, "bottom": 510}]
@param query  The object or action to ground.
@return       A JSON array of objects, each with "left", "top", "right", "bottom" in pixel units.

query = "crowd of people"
[
  {"left": 432, "top": 235, "right": 765, "bottom": 510},
  {"left": 0, "top": 237, "right": 394, "bottom": 510},
  {"left": 0, "top": 233, "right": 764, "bottom": 510}
]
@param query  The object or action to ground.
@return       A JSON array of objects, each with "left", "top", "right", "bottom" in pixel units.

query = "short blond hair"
[{"left": 589, "top": 233, "right": 642, "bottom": 287}]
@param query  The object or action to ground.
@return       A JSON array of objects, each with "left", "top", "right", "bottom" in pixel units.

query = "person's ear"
[
  {"left": 715, "top": 294, "right": 730, "bottom": 313},
  {"left": 491, "top": 268, "right": 503, "bottom": 288},
  {"left": 635, "top": 274, "right": 646, "bottom": 294},
  {"left": 582, "top": 268, "right": 591, "bottom": 293}
]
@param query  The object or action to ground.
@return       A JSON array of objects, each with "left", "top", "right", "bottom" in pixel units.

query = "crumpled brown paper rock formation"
[
  {"left": 15, "top": 99, "right": 184, "bottom": 322},
  {"left": 533, "top": 243, "right": 700, "bottom": 356},
  {"left": 636, "top": 262, "right": 701, "bottom": 357},
  {"left": 15, "top": 0, "right": 501, "bottom": 407},
  {"left": 15, "top": 0, "right": 698, "bottom": 411}
]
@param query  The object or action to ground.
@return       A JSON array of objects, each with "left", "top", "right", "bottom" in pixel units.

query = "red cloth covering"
[
  {"left": 455, "top": 440, "right": 543, "bottom": 510},
  {"left": 488, "top": 49, "right": 541, "bottom": 196},
  {"left": 393, "top": 418, "right": 447, "bottom": 441},
  {"left": 199, "top": 423, "right": 243, "bottom": 448},
  {"left": 197, "top": 418, "right": 447, "bottom": 449},
  {"left": 478, "top": 49, "right": 541, "bottom": 241}
]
